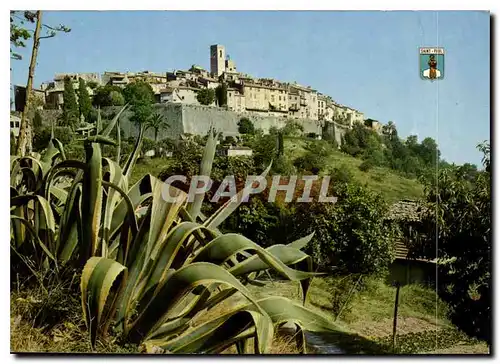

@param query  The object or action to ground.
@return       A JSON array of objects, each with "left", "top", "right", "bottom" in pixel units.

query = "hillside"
[
  {"left": 130, "top": 138, "right": 424, "bottom": 204},
  {"left": 285, "top": 138, "right": 424, "bottom": 203}
]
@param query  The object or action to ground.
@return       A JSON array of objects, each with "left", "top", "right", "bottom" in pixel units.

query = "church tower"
[{"left": 210, "top": 44, "right": 226, "bottom": 77}]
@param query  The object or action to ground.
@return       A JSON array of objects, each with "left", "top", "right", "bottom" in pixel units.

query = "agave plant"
[
  {"left": 10, "top": 106, "right": 130, "bottom": 271},
  {"left": 80, "top": 128, "right": 343, "bottom": 354},
  {"left": 11, "top": 105, "right": 342, "bottom": 354}
]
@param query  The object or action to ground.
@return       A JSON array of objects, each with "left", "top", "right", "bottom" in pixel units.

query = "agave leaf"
[
  {"left": 253, "top": 296, "right": 341, "bottom": 334},
  {"left": 40, "top": 139, "right": 60, "bottom": 166},
  {"left": 101, "top": 180, "right": 138, "bottom": 260},
  {"left": 101, "top": 104, "right": 129, "bottom": 137},
  {"left": 19, "top": 167, "right": 37, "bottom": 192},
  {"left": 122, "top": 123, "right": 145, "bottom": 179},
  {"left": 127, "top": 262, "right": 269, "bottom": 343},
  {"left": 108, "top": 174, "right": 156, "bottom": 241},
  {"left": 130, "top": 222, "right": 218, "bottom": 323},
  {"left": 86, "top": 135, "right": 117, "bottom": 146},
  {"left": 102, "top": 158, "right": 129, "bottom": 256},
  {"left": 96, "top": 107, "right": 102, "bottom": 134},
  {"left": 191, "top": 234, "right": 320, "bottom": 282},
  {"left": 42, "top": 160, "right": 86, "bottom": 201},
  {"left": 203, "top": 162, "right": 273, "bottom": 230},
  {"left": 186, "top": 128, "right": 217, "bottom": 220},
  {"left": 49, "top": 185, "right": 69, "bottom": 206},
  {"left": 52, "top": 138, "right": 67, "bottom": 161},
  {"left": 11, "top": 195, "right": 56, "bottom": 234},
  {"left": 288, "top": 232, "right": 315, "bottom": 250},
  {"left": 81, "top": 142, "right": 103, "bottom": 259},
  {"left": 143, "top": 308, "right": 273, "bottom": 354},
  {"left": 10, "top": 216, "right": 57, "bottom": 264},
  {"left": 80, "top": 257, "right": 128, "bottom": 348}
]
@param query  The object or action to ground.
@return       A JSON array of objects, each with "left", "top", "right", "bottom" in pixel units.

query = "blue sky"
[{"left": 10, "top": 11, "right": 490, "bottom": 166}]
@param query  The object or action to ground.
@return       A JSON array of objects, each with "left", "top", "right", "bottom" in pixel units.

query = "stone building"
[
  {"left": 159, "top": 86, "right": 201, "bottom": 105},
  {"left": 227, "top": 87, "right": 246, "bottom": 112},
  {"left": 240, "top": 79, "right": 288, "bottom": 116},
  {"left": 286, "top": 83, "right": 318, "bottom": 120}
]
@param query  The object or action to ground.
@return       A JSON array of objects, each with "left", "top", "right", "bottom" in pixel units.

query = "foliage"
[
  {"left": 123, "top": 81, "right": 155, "bottom": 127},
  {"left": 33, "top": 110, "right": 43, "bottom": 129},
  {"left": 158, "top": 141, "right": 204, "bottom": 182},
  {"left": 215, "top": 82, "right": 228, "bottom": 106},
  {"left": 238, "top": 117, "right": 255, "bottom": 135},
  {"left": 290, "top": 181, "right": 396, "bottom": 275},
  {"left": 294, "top": 140, "right": 333, "bottom": 175},
  {"left": 196, "top": 88, "right": 215, "bottom": 106},
  {"left": 146, "top": 112, "right": 169, "bottom": 142},
  {"left": 249, "top": 134, "right": 277, "bottom": 170},
  {"left": 140, "top": 137, "right": 157, "bottom": 155},
  {"left": 10, "top": 11, "right": 69, "bottom": 61},
  {"left": 61, "top": 76, "right": 79, "bottom": 129},
  {"left": 77, "top": 78, "right": 92, "bottom": 122},
  {"left": 33, "top": 126, "right": 73, "bottom": 151},
  {"left": 358, "top": 160, "right": 375, "bottom": 172},
  {"left": 330, "top": 166, "right": 354, "bottom": 184},
  {"left": 92, "top": 85, "right": 125, "bottom": 107},
  {"left": 406, "top": 142, "right": 491, "bottom": 344},
  {"left": 341, "top": 123, "right": 378, "bottom": 158},
  {"left": 222, "top": 196, "right": 287, "bottom": 248},
  {"left": 10, "top": 11, "right": 34, "bottom": 60},
  {"left": 375, "top": 327, "right": 480, "bottom": 354},
  {"left": 271, "top": 155, "right": 296, "bottom": 176},
  {"left": 282, "top": 122, "right": 304, "bottom": 137}
]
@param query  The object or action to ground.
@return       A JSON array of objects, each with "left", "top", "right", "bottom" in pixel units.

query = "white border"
[{"left": 2, "top": 2, "right": 496, "bottom": 364}]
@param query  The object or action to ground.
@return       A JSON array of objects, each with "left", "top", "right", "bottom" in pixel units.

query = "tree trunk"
[{"left": 16, "top": 10, "right": 42, "bottom": 157}]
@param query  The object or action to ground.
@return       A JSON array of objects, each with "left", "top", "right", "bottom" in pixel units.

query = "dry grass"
[{"left": 10, "top": 284, "right": 136, "bottom": 354}]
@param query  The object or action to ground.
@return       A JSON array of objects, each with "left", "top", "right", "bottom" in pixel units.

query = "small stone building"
[{"left": 386, "top": 200, "right": 436, "bottom": 286}]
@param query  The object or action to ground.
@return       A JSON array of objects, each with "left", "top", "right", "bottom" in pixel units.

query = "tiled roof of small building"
[{"left": 387, "top": 200, "right": 427, "bottom": 222}]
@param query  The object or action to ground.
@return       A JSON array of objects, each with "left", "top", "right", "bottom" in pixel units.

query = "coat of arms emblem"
[{"left": 420, "top": 47, "right": 445, "bottom": 81}]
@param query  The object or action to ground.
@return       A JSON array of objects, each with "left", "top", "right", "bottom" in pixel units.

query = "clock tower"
[{"left": 210, "top": 44, "right": 226, "bottom": 77}]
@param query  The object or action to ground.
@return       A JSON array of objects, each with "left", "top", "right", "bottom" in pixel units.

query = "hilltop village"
[{"left": 12, "top": 44, "right": 384, "bottom": 137}]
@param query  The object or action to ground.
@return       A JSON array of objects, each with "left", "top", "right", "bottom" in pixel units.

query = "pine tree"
[
  {"left": 62, "top": 76, "right": 79, "bottom": 128},
  {"left": 78, "top": 77, "right": 92, "bottom": 122}
]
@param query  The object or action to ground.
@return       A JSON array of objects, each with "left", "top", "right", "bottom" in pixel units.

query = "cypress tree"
[
  {"left": 62, "top": 76, "right": 79, "bottom": 128},
  {"left": 216, "top": 82, "right": 228, "bottom": 106},
  {"left": 78, "top": 77, "right": 92, "bottom": 122}
]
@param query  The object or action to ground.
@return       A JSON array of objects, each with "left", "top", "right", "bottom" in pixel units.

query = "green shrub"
[
  {"left": 331, "top": 166, "right": 354, "bottom": 184},
  {"left": 33, "top": 126, "right": 73, "bottom": 151},
  {"left": 294, "top": 153, "right": 322, "bottom": 175},
  {"left": 359, "top": 160, "right": 375, "bottom": 172},
  {"left": 290, "top": 182, "right": 397, "bottom": 275},
  {"left": 238, "top": 117, "right": 255, "bottom": 135}
]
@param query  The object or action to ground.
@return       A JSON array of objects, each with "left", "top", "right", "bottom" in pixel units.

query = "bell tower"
[{"left": 210, "top": 44, "right": 226, "bottom": 77}]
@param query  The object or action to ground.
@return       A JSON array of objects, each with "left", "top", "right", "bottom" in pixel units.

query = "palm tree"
[
  {"left": 382, "top": 121, "right": 397, "bottom": 139},
  {"left": 146, "top": 112, "right": 169, "bottom": 142}
]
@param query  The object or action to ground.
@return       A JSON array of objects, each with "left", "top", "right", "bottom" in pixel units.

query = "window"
[
  {"left": 220, "top": 50, "right": 222, "bottom": 58},
  {"left": 279, "top": 96, "right": 281, "bottom": 101},
  {"left": 10, "top": 122, "right": 14, "bottom": 128}
]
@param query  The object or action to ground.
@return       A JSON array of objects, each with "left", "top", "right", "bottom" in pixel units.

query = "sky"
[{"left": 10, "top": 11, "right": 490, "bottom": 166}]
